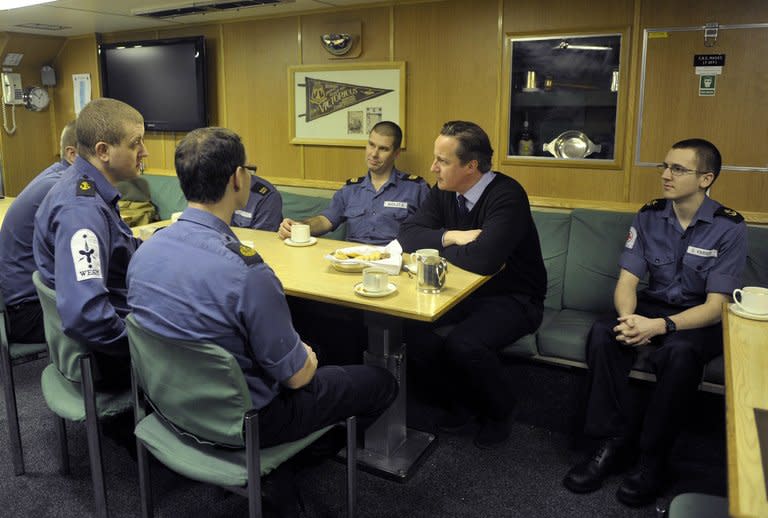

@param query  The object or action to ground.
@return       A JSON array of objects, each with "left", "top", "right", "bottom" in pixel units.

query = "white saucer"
[
  {"left": 353, "top": 282, "right": 397, "bottom": 298},
  {"left": 284, "top": 237, "right": 317, "bottom": 247},
  {"left": 729, "top": 303, "right": 768, "bottom": 321}
]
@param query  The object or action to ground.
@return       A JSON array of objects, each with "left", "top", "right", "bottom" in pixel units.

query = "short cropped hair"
[
  {"left": 672, "top": 138, "right": 722, "bottom": 183},
  {"left": 371, "top": 121, "right": 402, "bottom": 150},
  {"left": 76, "top": 98, "right": 144, "bottom": 158},
  {"left": 175, "top": 127, "right": 245, "bottom": 204},
  {"left": 439, "top": 120, "right": 493, "bottom": 172},
  {"left": 60, "top": 120, "right": 77, "bottom": 155}
]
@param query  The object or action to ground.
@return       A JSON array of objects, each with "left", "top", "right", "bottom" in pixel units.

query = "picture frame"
[{"left": 289, "top": 61, "right": 405, "bottom": 147}]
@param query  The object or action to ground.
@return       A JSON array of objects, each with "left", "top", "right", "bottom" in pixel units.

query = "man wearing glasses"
[
  {"left": 230, "top": 165, "right": 283, "bottom": 231},
  {"left": 563, "top": 139, "right": 747, "bottom": 506}
]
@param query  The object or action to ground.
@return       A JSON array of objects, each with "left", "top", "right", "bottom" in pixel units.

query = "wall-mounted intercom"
[{"left": 2, "top": 73, "right": 23, "bottom": 105}]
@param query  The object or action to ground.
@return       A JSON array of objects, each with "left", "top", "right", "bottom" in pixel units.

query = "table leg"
[{"left": 355, "top": 312, "right": 436, "bottom": 481}]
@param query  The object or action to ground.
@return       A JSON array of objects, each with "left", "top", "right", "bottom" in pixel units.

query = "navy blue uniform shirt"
[
  {"left": 0, "top": 160, "right": 70, "bottom": 306},
  {"left": 620, "top": 196, "right": 747, "bottom": 307},
  {"left": 321, "top": 168, "right": 429, "bottom": 245},
  {"left": 231, "top": 175, "right": 283, "bottom": 231},
  {"left": 127, "top": 208, "right": 307, "bottom": 410},
  {"left": 32, "top": 157, "right": 141, "bottom": 351}
]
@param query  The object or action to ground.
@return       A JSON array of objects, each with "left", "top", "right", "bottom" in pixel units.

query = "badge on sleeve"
[
  {"left": 625, "top": 226, "right": 637, "bottom": 249},
  {"left": 70, "top": 229, "right": 102, "bottom": 281},
  {"left": 76, "top": 178, "right": 95, "bottom": 197},
  {"left": 226, "top": 242, "right": 263, "bottom": 265}
]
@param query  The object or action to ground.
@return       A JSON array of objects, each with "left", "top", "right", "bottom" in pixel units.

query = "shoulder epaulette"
[
  {"left": 640, "top": 198, "right": 666, "bottom": 212},
  {"left": 250, "top": 181, "right": 271, "bottom": 196},
  {"left": 403, "top": 174, "right": 425, "bottom": 183},
  {"left": 76, "top": 177, "right": 96, "bottom": 197},
  {"left": 714, "top": 206, "right": 744, "bottom": 223},
  {"left": 226, "top": 241, "right": 263, "bottom": 265},
  {"left": 346, "top": 176, "right": 365, "bottom": 185}
]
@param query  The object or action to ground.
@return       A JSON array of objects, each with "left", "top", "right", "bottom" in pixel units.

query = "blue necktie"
[{"left": 457, "top": 194, "right": 468, "bottom": 217}]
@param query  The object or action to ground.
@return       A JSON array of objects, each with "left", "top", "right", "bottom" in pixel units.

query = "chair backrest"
[
  {"left": 125, "top": 313, "right": 253, "bottom": 447},
  {"left": 31, "top": 271, "right": 92, "bottom": 382}
]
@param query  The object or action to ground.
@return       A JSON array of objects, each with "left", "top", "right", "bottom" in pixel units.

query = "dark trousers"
[
  {"left": 257, "top": 364, "right": 398, "bottom": 448},
  {"left": 406, "top": 295, "right": 543, "bottom": 420},
  {"left": 583, "top": 298, "right": 722, "bottom": 455},
  {"left": 6, "top": 300, "right": 46, "bottom": 344}
]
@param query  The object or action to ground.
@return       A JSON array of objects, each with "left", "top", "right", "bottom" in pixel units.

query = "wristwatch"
[{"left": 663, "top": 316, "right": 676, "bottom": 334}]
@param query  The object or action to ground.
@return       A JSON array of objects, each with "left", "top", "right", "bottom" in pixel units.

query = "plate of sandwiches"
[{"left": 325, "top": 245, "right": 402, "bottom": 274}]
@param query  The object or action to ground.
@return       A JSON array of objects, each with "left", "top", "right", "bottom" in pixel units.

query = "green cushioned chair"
[
  {"left": 125, "top": 313, "right": 358, "bottom": 518},
  {"left": 668, "top": 492, "right": 728, "bottom": 518},
  {"left": 32, "top": 271, "right": 132, "bottom": 518},
  {"left": 0, "top": 290, "right": 48, "bottom": 475}
]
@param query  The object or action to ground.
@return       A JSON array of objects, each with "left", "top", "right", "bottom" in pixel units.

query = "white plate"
[
  {"left": 332, "top": 262, "right": 366, "bottom": 273},
  {"left": 729, "top": 303, "right": 768, "bottom": 321},
  {"left": 353, "top": 282, "right": 397, "bottom": 298},
  {"left": 284, "top": 237, "right": 317, "bottom": 247}
]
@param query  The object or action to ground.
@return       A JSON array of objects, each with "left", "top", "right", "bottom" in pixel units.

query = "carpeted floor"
[{"left": 0, "top": 356, "right": 726, "bottom": 517}]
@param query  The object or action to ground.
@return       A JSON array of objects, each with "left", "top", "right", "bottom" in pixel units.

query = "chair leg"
[
  {"left": 82, "top": 356, "right": 108, "bottom": 518},
  {"left": 1, "top": 349, "right": 25, "bottom": 475},
  {"left": 244, "top": 412, "right": 262, "bottom": 518},
  {"left": 131, "top": 366, "right": 153, "bottom": 518},
  {"left": 54, "top": 415, "right": 70, "bottom": 475},
  {"left": 346, "top": 416, "right": 357, "bottom": 518}
]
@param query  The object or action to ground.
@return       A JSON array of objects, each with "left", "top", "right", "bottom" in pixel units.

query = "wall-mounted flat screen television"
[{"left": 99, "top": 36, "right": 207, "bottom": 132}]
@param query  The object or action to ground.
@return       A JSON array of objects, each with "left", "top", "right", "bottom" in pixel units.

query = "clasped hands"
[{"left": 613, "top": 314, "right": 664, "bottom": 346}]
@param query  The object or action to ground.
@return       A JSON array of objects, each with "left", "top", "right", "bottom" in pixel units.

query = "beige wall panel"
[
  {"left": 641, "top": 0, "right": 768, "bottom": 26},
  {"left": 304, "top": 146, "right": 365, "bottom": 182},
  {"left": 301, "top": 7, "right": 390, "bottom": 63},
  {"left": 222, "top": 17, "right": 301, "bottom": 179},
  {"left": 1, "top": 33, "right": 65, "bottom": 195},
  {"left": 393, "top": 0, "right": 498, "bottom": 184},
  {"left": 637, "top": 29, "right": 767, "bottom": 169},
  {"left": 503, "top": 0, "right": 633, "bottom": 33},
  {"left": 51, "top": 36, "right": 99, "bottom": 138},
  {"left": 510, "top": 167, "right": 625, "bottom": 201}
]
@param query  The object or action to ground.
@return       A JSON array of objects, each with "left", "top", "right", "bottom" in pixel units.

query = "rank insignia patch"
[{"left": 77, "top": 179, "right": 95, "bottom": 197}]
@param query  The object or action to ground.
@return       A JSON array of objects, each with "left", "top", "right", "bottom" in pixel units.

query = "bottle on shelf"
[{"left": 518, "top": 115, "right": 534, "bottom": 156}]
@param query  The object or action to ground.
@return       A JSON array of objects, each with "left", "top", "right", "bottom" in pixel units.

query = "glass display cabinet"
[{"left": 504, "top": 32, "right": 624, "bottom": 165}]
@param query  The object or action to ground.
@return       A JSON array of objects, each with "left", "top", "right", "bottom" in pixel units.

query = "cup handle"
[{"left": 733, "top": 289, "right": 742, "bottom": 303}]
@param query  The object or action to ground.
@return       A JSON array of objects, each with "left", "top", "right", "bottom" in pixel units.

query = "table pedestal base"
[{"left": 342, "top": 428, "right": 436, "bottom": 481}]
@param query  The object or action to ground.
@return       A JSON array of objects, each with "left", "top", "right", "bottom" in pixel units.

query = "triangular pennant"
[{"left": 299, "top": 76, "right": 393, "bottom": 122}]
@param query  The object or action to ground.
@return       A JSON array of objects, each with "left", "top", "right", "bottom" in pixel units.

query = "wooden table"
[
  {"left": 230, "top": 228, "right": 490, "bottom": 479},
  {"left": 0, "top": 196, "right": 16, "bottom": 228},
  {"left": 133, "top": 221, "right": 491, "bottom": 478},
  {"left": 723, "top": 304, "right": 768, "bottom": 517}
]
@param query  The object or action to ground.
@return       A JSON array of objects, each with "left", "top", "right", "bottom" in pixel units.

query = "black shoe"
[
  {"left": 616, "top": 453, "right": 664, "bottom": 507},
  {"left": 473, "top": 415, "right": 512, "bottom": 450},
  {"left": 437, "top": 408, "right": 474, "bottom": 433},
  {"left": 563, "top": 437, "right": 629, "bottom": 494}
]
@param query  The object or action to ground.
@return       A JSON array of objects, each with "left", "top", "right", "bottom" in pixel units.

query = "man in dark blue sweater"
[{"left": 398, "top": 120, "right": 546, "bottom": 449}]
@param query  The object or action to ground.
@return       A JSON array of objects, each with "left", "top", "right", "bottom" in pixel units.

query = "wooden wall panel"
[
  {"left": 1, "top": 32, "right": 65, "bottom": 195},
  {"left": 641, "top": 0, "right": 768, "bottom": 26},
  {"left": 504, "top": 0, "right": 633, "bottom": 32},
  {"left": 301, "top": 8, "right": 393, "bottom": 182},
  {"left": 51, "top": 35, "right": 99, "bottom": 138},
  {"left": 393, "top": 0, "right": 499, "bottom": 180},
  {"left": 222, "top": 17, "right": 302, "bottom": 179},
  {"left": 301, "top": 7, "right": 391, "bottom": 63}
]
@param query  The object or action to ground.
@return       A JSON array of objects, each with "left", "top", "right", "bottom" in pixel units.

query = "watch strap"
[{"left": 663, "top": 316, "right": 676, "bottom": 334}]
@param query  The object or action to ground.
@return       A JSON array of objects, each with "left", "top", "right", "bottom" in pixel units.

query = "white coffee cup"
[
  {"left": 733, "top": 286, "right": 768, "bottom": 315},
  {"left": 362, "top": 267, "right": 389, "bottom": 293},
  {"left": 291, "top": 223, "right": 311, "bottom": 243},
  {"left": 410, "top": 248, "right": 439, "bottom": 268}
]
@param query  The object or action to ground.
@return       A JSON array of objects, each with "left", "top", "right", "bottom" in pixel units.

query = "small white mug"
[
  {"left": 733, "top": 286, "right": 768, "bottom": 315},
  {"left": 290, "top": 223, "right": 311, "bottom": 243},
  {"left": 362, "top": 267, "right": 389, "bottom": 293}
]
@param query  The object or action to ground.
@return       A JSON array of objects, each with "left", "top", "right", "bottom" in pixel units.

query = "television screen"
[{"left": 99, "top": 36, "right": 207, "bottom": 132}]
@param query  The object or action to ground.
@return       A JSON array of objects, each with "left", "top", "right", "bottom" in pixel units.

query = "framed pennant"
[{"left": 289, "top": 62, "right": 405, "bottom": 147}]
